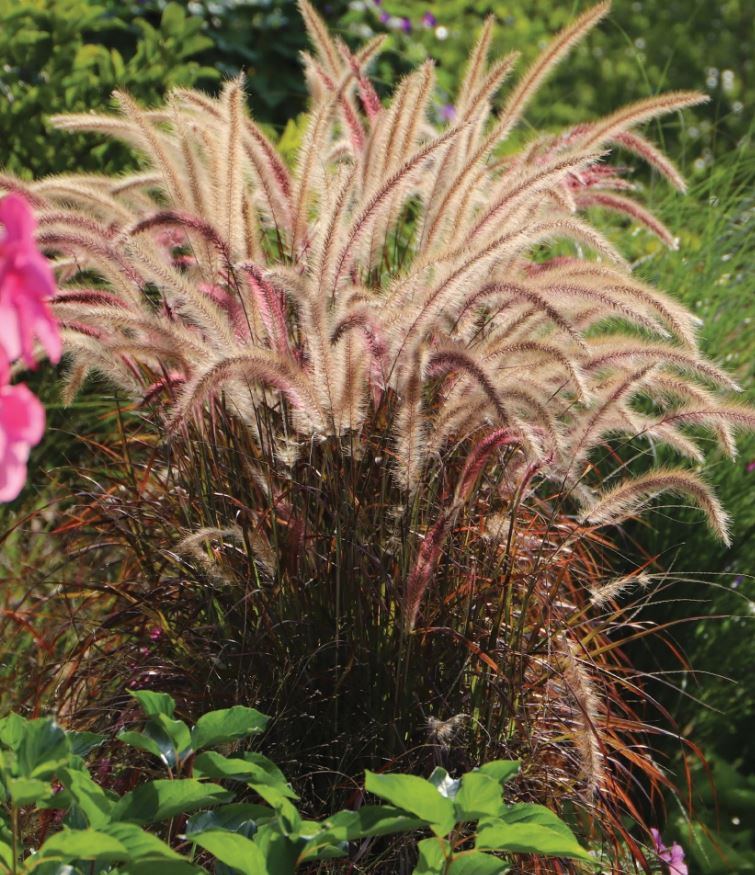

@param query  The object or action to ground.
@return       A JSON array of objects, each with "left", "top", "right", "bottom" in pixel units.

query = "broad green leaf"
[
  {"left": 116, "top": 731, "right": 168, "bottom": 765},
  {"left": 250, "top": 782, "right": 300, "bottom": 810},
  {"left": 7, "top": 777, "right": 51, "bottom": 805},
  {"left": 18, "top": 718, "right": 70, "bottom": 779},
  {"left": 186, "top": 803, "right": 272, "bottom": 837},
  {"left": 412, "top": 837, "right": 450, "bottom": 874},
  {"left": 125, "top": 863, "right": 204, "bottom": 875},
  {"left": 498, "top": 804, "right": 578, "bottom": 841},
  {"left": 317, "top": 805, "right": 425, "bottom": 841},
  {"left": 241, "top": 753, "right": 290, "bottom": 790},
  {"left": 59, "top": 767, "right": 113, "bottom": 828},
  {"left": 297, "top": 841, "right": 348, "bottom": 863},
  {"left": 447, "top": 851, "right": 508, "bottom": 874},
  {"left": 254, "top": 822, "right": 300, "bottom": 873},
  {"left": 190, "top": 830, "right": 268, "bottom": 875},
  {"left": 190, "top": 706, "right": 269, "bottom": 752},
  {"left": 112, "top": 779, "right": 232, "bottom": 824},
  {"left": 36, "top": 828, "right": 128, "bottom": 862},
  {"left": 428, "top": 767, "right": 460, "bottom": 799},
  {"left": 454, "top": 772, "right": 505, "bottom": 820},
  {"left": 478, "top": 761, "right": 520, "bottom": 785},
  {"left": 154, "top": 715, "right": 192, "bottom": 761},
  {"left": 128, "top": 690, "right": 176, "bottom": 718},
  {"left": 475, "top": 822, "right": 595, "bottom": 864},
  {"left": 302, "top": 805, "right": 424, "bottom": 863},
  {"left": 68, "top": 732, "right": 105, "bottom": 757},
  {"left": 193, "top": 751, "right": 295, "bottom": 797},
  {"left": 0, "top": 839, "right": 12, "bottom": 869},
  {"left": 365, "top": 771, "right": 455, "bottom": 837},
  {"left": 102, "top": 822, "right": 184, "bottom": 860},
  {"left": 0, "top": 713, "right": 26, "bottom": 750},
  {"left": 271, "top": 797, "right": 302, "bottom": 837},
  {"left": 142, "top": 721, "right": 181, "bottom": 768}
]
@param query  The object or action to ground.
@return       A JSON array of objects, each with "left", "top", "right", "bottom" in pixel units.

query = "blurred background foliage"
[
  {"left": 0, "top": 0, "right": 753, "bottom": 870},
  {"left": 0, "top": 0, "right": 219, "bottom": 177}
]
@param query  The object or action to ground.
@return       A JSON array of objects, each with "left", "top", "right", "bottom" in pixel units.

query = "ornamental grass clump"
[{"left": 4, "top": 1, "right": 754, "bottom": 870}]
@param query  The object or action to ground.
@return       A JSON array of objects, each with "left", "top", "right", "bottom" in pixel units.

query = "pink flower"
[
  {"left": 747, "top": 460, "right": 755, "bottom": 473},
  {"left": 651, "top": 828, "right": 688, "bottom": 875},
  {"left": 0, "top": 193, "right": 61, "bottom": 369},
  {"left": 0, "top": 380, "right": 45, "bottom": 502}
]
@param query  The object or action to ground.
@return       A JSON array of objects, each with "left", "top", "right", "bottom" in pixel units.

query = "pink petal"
[
  {"left": 0, "top": 443, "right": 30, "bottom": 502},
  {"left": 0, "top": 383, "right": 45, "bottom": 503},
  {"left": 0, "top": 383, "right": 45, "bottom": 445},
  {"left": 18, "top": 251, "right": 58, "bottom": 301},
  {"left": 0, "top": 193, "right": 37, "bottom": 245},
  {"left": 650, "top": 828, "right": 665, "bottom": 854},
  {"left": 669, "top": 843, "right": 687, "bottom": 874},
  {"left": 0, "top": 304, "right": 21, "bottom": 365},
  {"left": 16, "top": 289, "right": 61, "bottom": 366}
]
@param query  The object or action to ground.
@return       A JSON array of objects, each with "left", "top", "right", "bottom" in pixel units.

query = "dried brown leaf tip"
[{"left": 13, "top": 1, "right": 749, "bottom": 550}]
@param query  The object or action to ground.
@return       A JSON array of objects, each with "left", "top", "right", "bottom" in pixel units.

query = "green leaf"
[
  {"left": 318, "top": 805, "right": 425, "bottom": 841},
  {"left": 0, "top": 839, "right": 12, "bottom": 869},
  {"left": 153, "top": 715, "right": 192, "bottom": 762},
  {"left": 101, "top": 822, "right": 184, "bottom": 860},
  {"left": 269, "top": 797, "right": 302, "bottom": 837},
  {"left": 117, "top": 730, "right": 169, "bottom": 765},
  {"left": 125, "top": 863, "right": 205, "bottom": 875},
  {"left": 477, "top": 761, "right": 520, "bottom": 785},
  {"left": 300, "top": 804, "right": 425, "bottom": 863},
  {"left": 68, "top": 732, "right": 105, "bottom": 757},
  {"left": 186, "top": 803, "right": 272, "bottom": 837},
  {"left": 36, "top": 828, "right": 128, "bottom": 862},
  {"left": 128, "top": 690, "right": 176, "bottom": 719},
  {"left": 193, "top": 751, "right": 295, "bottom": 797},
  {"left": 111, "top": 779, "right": 232, "bottom": 824},
  {"left": 190, "top": 706, "right": 269, "bottom": 752},
  {"left": 253, "top": 822, "right": 300, "bottom": 873},
  {"left": 190, "top": 830, "right": 268, "bottom": 875},
  {"left": 498, "top": 804, "right": 578, "bottom": 840},
  {"left": 447, "top": 851, "right": 508, "bottom": 874},
  {"left": 59, "top": 767, "right": 113, "bottom": 828},
  {"left": 7, "top": 777, "right": 52, "bottom": 805},
  {"left": 125, "top": 859, "right": 207, "bottom": 875},
  {"left": 297, "top": 841, "right": 348, "bottom": 863},
  {"left": 475, "top": 821, "right": 595, "bottom": 864},
  {"left": 0, "top": 713, "right": 26, "bottom": 750},
  {"left": 412, "top": 837, "right": 450, "bottom": 874},
  {"left": 18, "top": 718, "right": 70, "bottom": 779},
  {"left": 365, "top": 771, "right": 455, "bottom": 836},
  {"left": 454, "top": 772, "right": 505, "bottom": 821}
]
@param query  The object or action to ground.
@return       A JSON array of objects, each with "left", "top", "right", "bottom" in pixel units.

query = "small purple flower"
[
  {"left": 747, "top": 459, "right": 755, "bottom": 473},
  {"left": 651, "top": 828, "right": 688, "bottom": 875},
  {"left": 400, "top": 16, "right": 412, "bottom": 32},
  {"left": 149, "top": 626, "right": 163, "bottom": 641},
  {"left": 372, "top": 0, "right": 382, "bottom": 5},
  {"left": 422, "top": 11, "right": 437, "bottom": 27},
  {"left": 378, "top": 10, "right": 389, "bottom": 23},
  {"left": 439, "top": 103, "right": 457, "bottom": 123}
]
